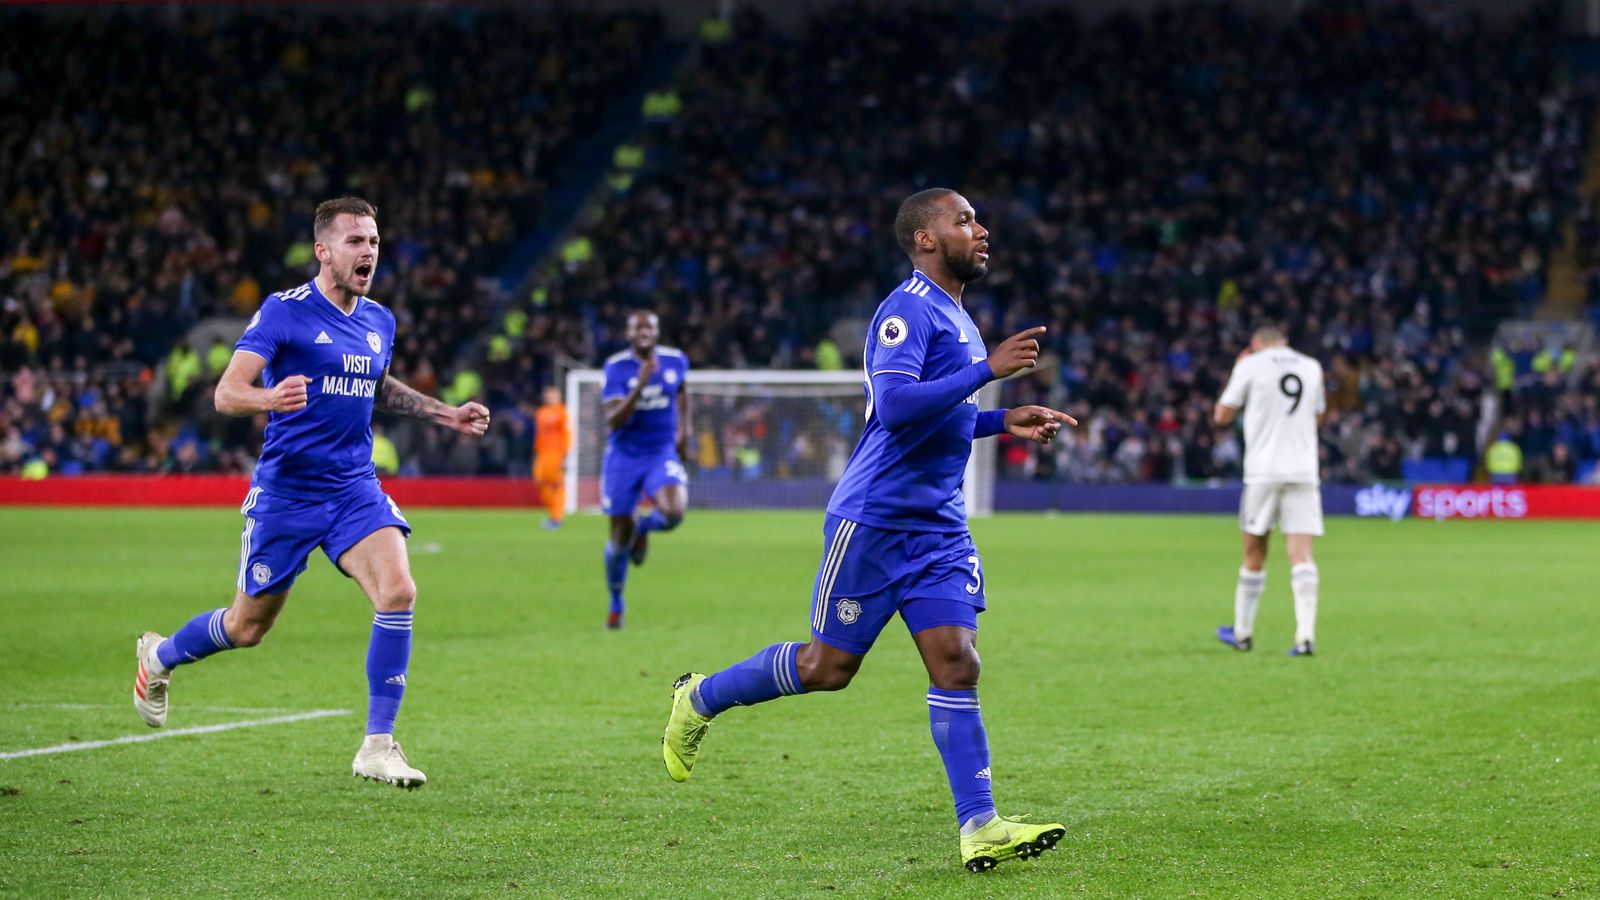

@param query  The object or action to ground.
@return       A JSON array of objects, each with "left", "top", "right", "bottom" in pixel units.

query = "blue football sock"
[
  {"left": 156, "top": 608, "right": 233, "bottom": 670},
  {"left": 604, "top": 543, "right": 628, "bottom": 615},
  {"left": 636, "top": 509, "right": 679, "bottom": 534},
  {"left": 928, "top": 688, "right": 996, "bottom": 827},
  {"left": 366, "top": 610, "right": 412, "bottom": 735},
  {"left": 693, "top": 641, "right": 805, "bottom": 717}
]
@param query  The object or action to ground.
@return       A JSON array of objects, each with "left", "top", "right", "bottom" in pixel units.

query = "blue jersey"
[
  {"left": 235, "top": 280, "right": 396, "bottom": 500},
  {"left": 602, "top": 347, "right": 689, "bottom": 457},
  {"left": 827, "top": 272, "right": 989, "bottom": 532}
]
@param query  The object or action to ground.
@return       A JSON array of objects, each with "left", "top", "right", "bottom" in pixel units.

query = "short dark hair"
[
  {"left": 894, "top": 188, "right": 956, "bottom": 255},
  {"left": 314, "top": 196, "right": 377, "bottom": 239},
  {"left": 1252, "top": 325, "right": 1287, "bottom": 345}
]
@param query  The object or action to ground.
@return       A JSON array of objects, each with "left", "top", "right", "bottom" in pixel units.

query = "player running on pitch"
[
  {"left": 133, "top": 197, "right": 490, "bottom": 787},
  {"left": 661, "top": 188, "right": 1077, "bottom": 872},
  {"left": 600, "top": 310, "right": 691, "bottom": 629},
  {"left": 1213, "top": 325, "right": 1326, "bottom": 657}
]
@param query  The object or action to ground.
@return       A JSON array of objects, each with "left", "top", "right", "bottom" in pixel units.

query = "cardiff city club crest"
[
  {"left": 367, "top": 331, "right": 383, "bottom": 354},
  {"left": 836, "top": 598, "right": 861, "bottom": 625},
  {"left": 878, "top": 316, "right": 908, "bottom": 347},
  {"left": 251, "top": 562, "right": 272, "bottom": 586}
]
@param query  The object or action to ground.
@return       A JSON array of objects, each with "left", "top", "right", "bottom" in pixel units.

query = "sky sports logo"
[
  {"left": 1357, "top": 485, "right": 1533, "bottom": 521},
  {"left": 1415, "top": 487, "right": 1528, "bottom": 521},
  {"left": 1355, "top": 484, "right": 1411, "bottom": 520}
]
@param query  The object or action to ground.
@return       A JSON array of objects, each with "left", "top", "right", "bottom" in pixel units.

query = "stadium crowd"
[
  {"left": 0, "top": 6, "right": 661, "bottom": 475},
  {"left": 505, "top": 2, "right": 1598, "bottom": 485},
  {"left": 4, "top": 2, "right": 1599, "bottom": 486}
]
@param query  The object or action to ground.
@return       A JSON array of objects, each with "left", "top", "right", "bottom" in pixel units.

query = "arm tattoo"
[{"left": 377, "top": 374, "right": 450, "bottom": 424}]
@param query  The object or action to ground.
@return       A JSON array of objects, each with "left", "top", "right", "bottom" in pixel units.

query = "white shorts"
[{"left": 1239, "top": 482, "right": 1324, "bottom": 537}]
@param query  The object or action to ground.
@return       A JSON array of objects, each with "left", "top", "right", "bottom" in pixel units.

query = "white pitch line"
[
  {"left": 13, "top": 703, "right": 299, "bottom": 714},
  {"left": 0, "top": 709, "right": 350, "bottom": 761}
]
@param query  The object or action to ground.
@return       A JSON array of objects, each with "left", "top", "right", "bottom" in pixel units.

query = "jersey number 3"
[{"left": 965, "top": 555, "right": 983, "bottom": 596}]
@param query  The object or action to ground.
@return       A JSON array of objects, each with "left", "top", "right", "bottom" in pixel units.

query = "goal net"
[{"left": 565, "top": 369, "right": 998, "bottom": 516}]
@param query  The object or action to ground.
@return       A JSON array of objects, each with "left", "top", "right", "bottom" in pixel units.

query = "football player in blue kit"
[
  {"left": 661, "top": 188, "right": 1079, "bottom": 871},
  {"left": 132, "top": 197, "right": 490, "bottom": 788},
  {"left": 599, "top": 310, "right": 691, "bottom": 629}
]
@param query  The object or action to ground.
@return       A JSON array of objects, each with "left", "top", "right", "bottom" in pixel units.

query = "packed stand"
[
  {"left": 0, "top": 6, "right": 661, "bottom": 476},
  {"left": 1494, "top": 357, "right": 1600, "bottom": 483},
  {"left": 6, "top": 3, "right": 1597, "bottom": 486},
  {"left": 497, "top": 2, "right": 1593, "bottom": 485},
  {"left": 1485, "top": 328, "right": 1600, "bottom": 483}
]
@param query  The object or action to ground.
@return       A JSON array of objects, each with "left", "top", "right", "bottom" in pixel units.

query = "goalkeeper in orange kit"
[{"left": 534, "top": 386, "right": 571, "bottom": 528}]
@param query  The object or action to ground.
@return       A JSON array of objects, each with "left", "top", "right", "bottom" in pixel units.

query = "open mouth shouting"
[{"left": 353, "top": 262, "right": 374, "bottom": 286}]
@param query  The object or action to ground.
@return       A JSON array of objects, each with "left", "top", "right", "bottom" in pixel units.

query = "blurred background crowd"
[{"left": 4, "top": 2, "right": 1599, "bottom": 486}]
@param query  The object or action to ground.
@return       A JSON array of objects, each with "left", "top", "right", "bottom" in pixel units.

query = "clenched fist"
[
  {"left": 448, "top": 401, "right": 491, "bottom": 437},
  {"left": 268, "top": 375, "right": 311, "bottom": 412},
  {"left": 636, "top": 353, "right": 658, "bottom": 385}
]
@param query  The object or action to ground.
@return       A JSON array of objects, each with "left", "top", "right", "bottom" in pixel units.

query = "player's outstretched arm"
[
  {"left": 377, "top": 373, "right": 490, "bottom": 436},
  {"left": 874, "top": 365, "right": 993, "bottom": 431},
  {"left": 872, "top": 326, "right": 1049, "bottom": 432},
  {"left": 974, "top": 405, "right": 1077, "bottom": 442},
  {"left": 215, "top": 351, "right": 309, "bottom": 416}
]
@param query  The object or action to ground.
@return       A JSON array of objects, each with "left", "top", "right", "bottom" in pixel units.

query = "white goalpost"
[{"left": 565, "top": 369, "right": 997, "bottom": 517}]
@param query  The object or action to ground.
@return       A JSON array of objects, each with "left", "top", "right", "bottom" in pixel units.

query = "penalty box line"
[{"left": 0, "top": 709, "right": 351, "bottom": 761}]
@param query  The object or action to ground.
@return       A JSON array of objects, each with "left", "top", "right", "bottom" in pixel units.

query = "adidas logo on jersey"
[
  {"left": 385, "top": 674, "right": 407, "bottom": 686},
  {"left": 315, "top": 331, "right": 333, "bottom": 344},
  {"left": 974, "top": 767, "right": 991, "bottom": 780}
]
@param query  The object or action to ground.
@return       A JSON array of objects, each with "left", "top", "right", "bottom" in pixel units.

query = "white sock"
[
  {"left": 1234, "top": 567, "right": 1265, "bottom": 640},
  {"left": 144, "top": 644, "right": 171, "bottom": 677},
  {"left": 959, "top": 813, "right": 997, "bottom": 836},
  {"left": 361, "top": 733, "right": 394, "bottom": 751},
  {"left": 1291, "top": 563, "right": 1319, "bottom": 645}
]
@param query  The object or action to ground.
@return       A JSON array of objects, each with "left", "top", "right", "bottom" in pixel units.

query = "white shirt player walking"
[{"left": 1213, "top": 326, "right": 1325, "bottom": 657}]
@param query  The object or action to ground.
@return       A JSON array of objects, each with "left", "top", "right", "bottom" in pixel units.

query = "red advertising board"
[
  {"left": 0, "top": 475, "right": 538, "bottom": 508},
  {"left": 1412, "top": 485, "right": 1600, "bottom": 520}
]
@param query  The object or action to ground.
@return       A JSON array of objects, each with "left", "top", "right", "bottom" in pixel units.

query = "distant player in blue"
[
  {"left": 132, "top": 197, "right": 491, "bottom": 788},
  {"left": 600, "top": 310, "right": 691, "bottom": 629},
  {"left": 661, "top": 189, "right": 1079, "bottom": 871}
]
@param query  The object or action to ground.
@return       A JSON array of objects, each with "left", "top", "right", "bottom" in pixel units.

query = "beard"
[{"left": 946, "top": 248, "right": 989, "bottom": 283}]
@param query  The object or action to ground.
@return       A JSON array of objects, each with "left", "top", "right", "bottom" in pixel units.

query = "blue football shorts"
[
  {"left": 600, "top": 448, "right": 688, "bottom": 516},
  {"left": 808, "top": 514, "right": 985, "bottom": 655},
  {"left": 235, "top": 478, "right": 411, "bottom": 597}
]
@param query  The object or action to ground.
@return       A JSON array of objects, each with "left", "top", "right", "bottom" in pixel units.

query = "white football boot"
[
  {"left": 352, "top": 734, "right": 428, "bottom": 788},
  {"left": 133, "top": 632, "right": 171, "bottom": 727}
]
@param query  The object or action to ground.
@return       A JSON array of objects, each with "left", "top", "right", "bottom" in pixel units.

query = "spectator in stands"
[{"left": 1486, "top": 432, "right": 1524, "bottom": 485}]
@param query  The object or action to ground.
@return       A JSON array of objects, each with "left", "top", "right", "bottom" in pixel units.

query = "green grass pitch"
[{"left": 0, "top": 507, "right": 1595, "bottom": 897}]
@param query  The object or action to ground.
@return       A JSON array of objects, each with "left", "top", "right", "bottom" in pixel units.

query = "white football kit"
[{"left": 1218, "top": 347, "right": 1325, "bottom": 536}]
